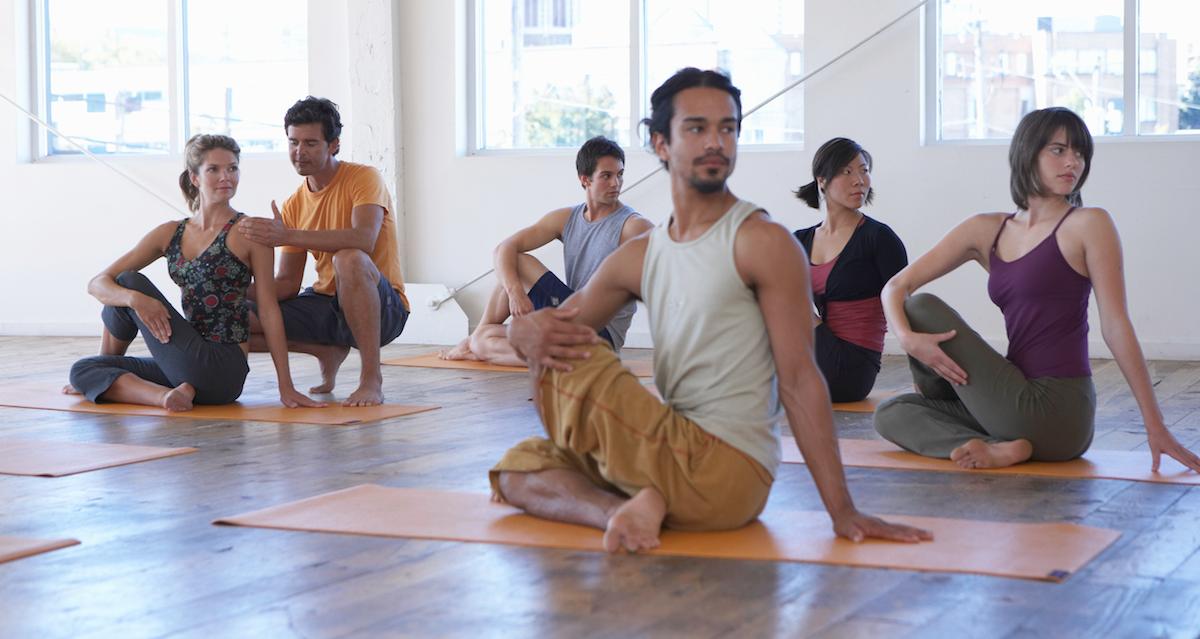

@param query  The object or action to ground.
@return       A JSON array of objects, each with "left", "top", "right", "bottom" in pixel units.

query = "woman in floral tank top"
[{"left": 66, "top": 135, "right": 323, "bottom": 411}]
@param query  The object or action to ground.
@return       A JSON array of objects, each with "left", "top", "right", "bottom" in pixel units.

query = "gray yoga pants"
[
  {"left": 68, "top": 271, "right": 249, "bottom": 405},
  {"left": 873, "top": 293, "right": 1095, "bottom": 461}
]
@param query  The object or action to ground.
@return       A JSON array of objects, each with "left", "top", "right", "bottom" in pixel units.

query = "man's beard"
[{"left": 690, "top": 174, "right": 727, "bottom": 194}]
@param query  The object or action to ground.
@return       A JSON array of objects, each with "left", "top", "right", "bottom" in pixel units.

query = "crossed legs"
[{"left": 441, "top": 253, "right": 550, "bottom": 366}]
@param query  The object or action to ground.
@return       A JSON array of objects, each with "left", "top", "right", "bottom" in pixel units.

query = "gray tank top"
[
  {"left": 562, "top": 202, "right": 639, "bottom": 350},
  {"left": 641, "top": 199, "right": 783, "bottom": 476}
]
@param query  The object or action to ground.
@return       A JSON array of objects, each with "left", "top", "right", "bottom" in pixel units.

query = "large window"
[
  {"left": 931, "top": 0, "right": 1200, "bottom": 141},
  {"left": 472, "top": 0, "right": 804, "bottom": 151},
  {"left": 41, "top": 0, "right": 307, "bottom": 156}
]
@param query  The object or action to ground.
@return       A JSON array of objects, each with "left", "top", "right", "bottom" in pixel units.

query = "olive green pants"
[{"left": 874, "top": 294, "right": 1095, "bottom": 461}]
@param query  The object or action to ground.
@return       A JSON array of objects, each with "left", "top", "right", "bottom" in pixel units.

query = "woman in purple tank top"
[
  {"left": 65, "top": 135, "right": 323, "bottom": 412},
  {"left": 874, "top": 108, "right": 1200, "bottom": 474}
]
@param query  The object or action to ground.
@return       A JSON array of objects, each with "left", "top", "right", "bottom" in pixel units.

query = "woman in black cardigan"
[{"left": 794, "top": 138, "right": 907, "bottom": 402}]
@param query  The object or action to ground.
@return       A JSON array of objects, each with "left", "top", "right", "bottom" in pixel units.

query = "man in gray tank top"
[
  {"left": 441, "top": 136, "right": 653, "bottom": 365},
  {"left": 490, "top": 69, "right": 932, "bottom": 553}
]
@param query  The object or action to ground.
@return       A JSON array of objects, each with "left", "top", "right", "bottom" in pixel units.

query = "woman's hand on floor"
[{"left": 1147, "top": 424, "right": 1200, "bottom": 473}]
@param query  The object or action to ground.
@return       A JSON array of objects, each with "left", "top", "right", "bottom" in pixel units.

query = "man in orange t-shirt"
[{"left": 240, "top": 97, "right": 409, "bottom": 407}]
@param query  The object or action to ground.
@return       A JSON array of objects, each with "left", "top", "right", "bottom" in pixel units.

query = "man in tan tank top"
[{"left": 489, "top": 68, "right": 931, "bottom": 553}]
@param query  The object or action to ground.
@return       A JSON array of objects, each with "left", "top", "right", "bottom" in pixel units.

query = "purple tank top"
[{"left": 987, "top": 208, "right": 1091, "bottom": 378}]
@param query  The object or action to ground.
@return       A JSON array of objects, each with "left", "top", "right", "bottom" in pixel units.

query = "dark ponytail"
[{"left": 795, "top": 180, "right": 820, "bottom": 209}]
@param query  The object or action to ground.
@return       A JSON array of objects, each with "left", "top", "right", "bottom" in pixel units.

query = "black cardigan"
[{"left": 794, "top": 215, "right": 907, "bottom": 317}]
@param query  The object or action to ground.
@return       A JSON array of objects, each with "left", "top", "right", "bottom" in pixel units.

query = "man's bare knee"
[
  {"left": 331, "top": 249, "right": 378, "bottom": 284},
  {"left": 514, "top": 253, "right": 550, "bottom": 287},
  {"left": 496, "top": 472, "right": 531, "bottom": 507}
]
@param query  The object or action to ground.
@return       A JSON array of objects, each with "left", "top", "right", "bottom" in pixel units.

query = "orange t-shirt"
[{"left": 280, "top": 161, "right": 409, "bottom": 310}]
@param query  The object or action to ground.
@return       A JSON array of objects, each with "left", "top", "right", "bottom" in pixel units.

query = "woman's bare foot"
[
  {"left": 439, "top": 338, "right": 480, "bottom": 361},
  {"left": 160, "top": 383, "right": 196, "bottom": 412},
  {"left": 950, "top": 438, "right": 1032, "bottom": 469},
  {"left": 309, "top": 344, "right": 350, "bottom": 394},
  {"left": 603, "top": 487, "right": 667, "bottom": 553},
  {"left": 62, "top": 384, "right": 81, "bottom": 395}
]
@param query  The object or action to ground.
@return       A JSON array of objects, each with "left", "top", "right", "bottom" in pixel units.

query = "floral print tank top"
[{"left": 165, "top": 213, "right": 251, "bottom": 344}]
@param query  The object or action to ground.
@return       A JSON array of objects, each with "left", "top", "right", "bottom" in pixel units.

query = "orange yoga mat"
[
  {"left": 383, "top": 352, "right": 654, "bottom": 377},
  {"left": 832, "top": 390, "right": 899, "bottom": 413},
  {"left": 0, "top": 384, "right": 441, "bottom": 425},
  {"left": 0, "top": 385, "right": 439, "bottom": 426},
  {"left": 0, "top": 439, "right": 197, "bottom": 476},
  {"left": 0, "top": 535, "right": 79, "bottom": 564},
  {"left": 781, "top": 438, "right": 1200, "bottom": 485},
  {"left": 215, "top": 484, "right": 1119, "bottom": 582}
]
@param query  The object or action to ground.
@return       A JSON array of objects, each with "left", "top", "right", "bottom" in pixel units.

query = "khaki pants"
[{"left": 490, "top": 344, "right": 772, "bottom": 531}]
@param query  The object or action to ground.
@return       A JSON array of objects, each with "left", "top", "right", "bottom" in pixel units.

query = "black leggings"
[
  {"left": 69, "top": 271, "right": 249, "bottom": 405},
  {"left": 814, "top": 323, "right": 882, "bottom": 403}
]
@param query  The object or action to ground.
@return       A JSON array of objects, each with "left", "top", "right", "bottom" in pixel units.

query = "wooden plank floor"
[{"left": 2, "top": 336, "right": 1200, "bottom": 638}]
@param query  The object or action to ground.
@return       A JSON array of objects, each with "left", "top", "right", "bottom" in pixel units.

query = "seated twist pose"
[
  {"left": 67, "top": 134, "right": 321, "bottom": 412},
  {"left": 793, "top": 137, "right": 907, "bottom": 402},
  {"left": 490, "top": 68, "right": 932, "bottom": 553},
  {"left": 874, "top": 107, "right": 1200, "bottom": 473}
]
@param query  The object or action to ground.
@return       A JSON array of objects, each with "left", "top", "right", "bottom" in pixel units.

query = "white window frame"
[
  {"left": 466, "top": 0, "right": 803, "bottom": 156},
  {"left": 923, "top": 0, "right": 1199, "bottom": 144},
  {"left": 31, "top": 0, "right": 306, "bottom": 158}
]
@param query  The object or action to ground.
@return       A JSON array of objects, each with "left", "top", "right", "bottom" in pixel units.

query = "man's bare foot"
[
  {"left": 160, "top": 383, "right": 196, "bottom": 412},
  {"left": 343, "top": 380, "right": 384, "bottom": 407},
  {"left": 62, "top": 384, "right": 81, "bottom": 395},
  {"left": 602, "top": 487, "right": 667, "bottom": 553},
  {"left": 309, "top": 344, "right": 350, "bottom": 394},
  {"left": 439, "top": 338, "right": 481, "bottom": 361},
  {"left": 950, "top": 438, "right": 1032, "bottom": 469}
]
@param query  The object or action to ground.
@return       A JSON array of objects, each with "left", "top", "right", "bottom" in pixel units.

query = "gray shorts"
[{"left": 270, "top": 276, "right": 409, "bottom": 348}]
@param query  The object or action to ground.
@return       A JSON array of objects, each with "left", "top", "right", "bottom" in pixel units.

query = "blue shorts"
[
  {"left": 266, "top": 276, "right": 409, "bottom": 348},
  {"left": 527, "top": 271, "right": 614, "bottom": 347}
]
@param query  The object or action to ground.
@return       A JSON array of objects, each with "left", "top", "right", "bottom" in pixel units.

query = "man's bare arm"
[
  {"left": 494, "top": 208, "right": 572, "bottom": 316},
  {"left": 508, "top": 235, "right": 647, "bottom": 371},
  {"left": 736, "top": 213, "right": 931, "bottom": 543},
  {"left": 240, "top": 201, "right": 385, "bottom": 254}
]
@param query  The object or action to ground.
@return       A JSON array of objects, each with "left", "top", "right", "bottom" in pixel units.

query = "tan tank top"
[{"left": 641, "top": 199, "right": 783, "bottom": 476}]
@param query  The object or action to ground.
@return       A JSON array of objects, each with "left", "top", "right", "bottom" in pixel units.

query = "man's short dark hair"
[
  {"left": 640, "top": 67, "right": 742, "bottom": 168},
  {"left": 284, "top": 96, "right": 344, "bottom": 154},
  {"left": 576, "top": 136, "right": 625, "bottom": 178},
  {"left": 1008, "top": 107, "right": 1093, "bottom": 210}
]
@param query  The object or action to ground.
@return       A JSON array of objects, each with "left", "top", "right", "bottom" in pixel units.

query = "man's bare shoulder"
[
  {"left": 619, "top": 212, "right": 656, "bottom": 243},
  {"left": 737, "top": 209, "right": 800, "bottom": 246},
  {"left": 540, "top": 206, "right": 575, "bottom": 231}
]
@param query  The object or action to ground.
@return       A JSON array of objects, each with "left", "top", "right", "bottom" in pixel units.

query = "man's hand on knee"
[{"left": 508, "top": 307, "right": 600, "bottom": 372}]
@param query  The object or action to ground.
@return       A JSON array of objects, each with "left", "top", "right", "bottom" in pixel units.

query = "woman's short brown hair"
[{"left": 1008, "top": 107, "right": 1093, "bottom": 210}]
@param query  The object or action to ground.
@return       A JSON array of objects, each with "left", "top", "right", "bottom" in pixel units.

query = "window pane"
[
  {"left": 939, "top": 1, "right": 1125, "bottom": 140},
  {"left": 187, "top": 1, "right": 307, "bottom": 152},
  {"left": 480, "top": 0, "right": 630, "bottom": 150},
  {"left": 45, "top": 0, "right": 169, "bottom": 154},
  {"left": 1139, "top": 2, "right": 1200, "bottom": 134},
  {"left": 645, "top": 0, "right": 804, "bottom": 145}
]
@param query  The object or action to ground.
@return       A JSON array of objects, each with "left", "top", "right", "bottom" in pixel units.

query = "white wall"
[{"left": 3, "top": 0, "right": 1199, "bottom": 358}]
